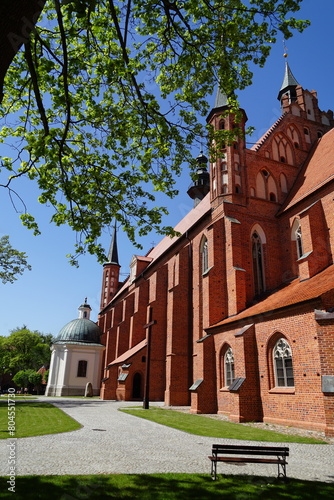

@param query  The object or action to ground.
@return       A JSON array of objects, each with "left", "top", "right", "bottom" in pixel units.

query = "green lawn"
[
  {"left": 0, "top": 401, "right": 81, "bottom": 438},
  {"left": 0, "top": 396, "right": 37, "bottom": 400},
  {"left": 120, "top": 407, "right": 326, "bottom": 444},
  {"left": 0, "top": 474, "right": 333, "bottom": 500}
]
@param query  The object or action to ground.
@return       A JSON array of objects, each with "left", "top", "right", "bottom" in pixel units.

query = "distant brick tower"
[{"left": 100, "top": 221, "right": 120, "bottom": 310}]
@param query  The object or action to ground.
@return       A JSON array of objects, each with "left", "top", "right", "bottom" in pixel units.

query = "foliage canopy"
[
  {"left": 0, "top": 235, "right": 31, "bottom": 283},
  {"left": 0, "top": 327, "right": 53, "bottom": 374},
  {"left": 12, "top": 369, "right": 43, "bottom": 390},
  {"left": 0, "top": 0, "right": 308, "bottom": 263}
]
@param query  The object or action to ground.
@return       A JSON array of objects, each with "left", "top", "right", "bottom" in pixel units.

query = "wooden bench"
[{"left": 208, "top": 444, "right": 289, "bottom": 480}]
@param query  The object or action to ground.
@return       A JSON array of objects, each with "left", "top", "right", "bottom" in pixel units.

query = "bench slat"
[
  {"left": 212, "top": 450, "right": 289, "bottom": 457},
  {"left": 209, "top": 456, "right": 287, "bottom": 464},
  {"left": 212, "top": 444, "right": 289, "bottom": 452},
  {"left": 212, "top": 446, "right": 289, "bottom": 456}
]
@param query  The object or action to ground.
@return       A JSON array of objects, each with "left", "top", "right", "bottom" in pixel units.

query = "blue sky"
[{"left": 1, "top": 0, "right": 333, "bottom": 337}]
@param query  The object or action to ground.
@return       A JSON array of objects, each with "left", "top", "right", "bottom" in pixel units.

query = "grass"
[
  {"left": 0, "top": 396, "right": 37, "bottom": 400},
  {"left": 120, "top": 407, "right": 326, "bottom": 444},
  {"left": 0, "top": 401, "right": 81, "bottom": 438},
  {"left": 0, "top": 474, "right": 333, "bottom": 499}
]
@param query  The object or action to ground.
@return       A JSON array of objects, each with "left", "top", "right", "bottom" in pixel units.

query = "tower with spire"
[
  {"left": 277, "top": 59, "right": 300, "bottom": 106},
  {"left": 100, "top": 221, "right": 121, "bottom": 310},
  {"left": 277, "top": 56, "right": 333, "bottom": 129},
  {"left": 206, "top": 87, "right": 248, "bottom": 207}
]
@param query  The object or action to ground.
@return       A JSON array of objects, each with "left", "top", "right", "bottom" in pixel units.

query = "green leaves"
[
  {"left": 12, "top": 369, "right": 43, "bottom": 389},
  {"left": 1, "top": 327, "right": 53, "bottom": 374},
  {"left": 0, "top": 236, "right": 32, "bottom": 284},
  {"left": 0, "top": 0, "right": 309, "bottom": 262}
]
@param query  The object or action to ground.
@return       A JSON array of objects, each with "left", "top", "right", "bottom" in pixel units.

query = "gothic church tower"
[
  {"left": 100, "top": 222, "right": 120, "bottom": 310},
  {"left": 206, "top": 89, "right": 248, "bottom": 207}
]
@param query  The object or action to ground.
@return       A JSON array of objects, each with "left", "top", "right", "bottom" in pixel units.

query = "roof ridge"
[{"left": 251, "top": 114, "right": 286, "bottom": 151}]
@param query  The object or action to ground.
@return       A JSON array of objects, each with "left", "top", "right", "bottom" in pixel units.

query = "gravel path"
[{"left": 1, "top": 397, "right": 333, "bottom": 482}]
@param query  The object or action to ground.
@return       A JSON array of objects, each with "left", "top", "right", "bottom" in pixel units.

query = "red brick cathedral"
[{"left": 98, "top": 62, "right": 334, "bottom": 436}]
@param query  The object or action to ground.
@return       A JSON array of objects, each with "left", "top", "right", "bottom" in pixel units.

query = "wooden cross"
[{"left": 143, "top": 307, "right": 156, "bottom": 410}]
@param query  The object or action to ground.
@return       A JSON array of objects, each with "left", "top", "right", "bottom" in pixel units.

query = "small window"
[
  {"left": 224, "top": 348, "right": 235, "bottom": 387},
  {"left": 77, "top": 360, "right": 87, "bottom": 378},
  {"left": 280, "top": 173, "right": 288, "bottom": 193},
  {"left": 296, "top": 225, "right": 303, "bottom": 259},
  {"left": 269, "top": 192, "right": 276, "bottom": 202},
  {"left": 235, "top": 184, "right": 241, "bottom": 194},
  {"left": 252, "top": 231, "right": 265, "bottom": 295},
  {"left": 201, "top": 237, "right": 209, "bottom": 274},
  {"left": 273, "top": 338, "right": 294, "bottom": 387},
  {"left": 292, "top": 219, "right": 303, "bottom": 259}
]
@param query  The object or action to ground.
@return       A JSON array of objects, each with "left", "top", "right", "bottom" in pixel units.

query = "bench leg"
[
  {"left": 211, "top": 459, "right": 217, "bottom": 481},
  {"left": 277, "top": 461, "right": 287, "bottom": 478}
]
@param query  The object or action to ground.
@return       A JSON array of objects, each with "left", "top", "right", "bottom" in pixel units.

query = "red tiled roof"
[
  {"left": 108, "top": 338, "right": 147, "bottom": 366},
  {"left": 282, "top": 128, "right": 334, "bottom": 212},
  {"left": 208, "top": 264, "right": 334, "bottom": 330},
  {"left": 104, "top": 194, "right": 211, "bottom": 306},
  {"left": 146, "top": 193, "right": 211, "bottom": 261}
]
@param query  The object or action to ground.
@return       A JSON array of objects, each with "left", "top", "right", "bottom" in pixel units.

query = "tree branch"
[{"left": 24, "top": 40, "right": 50, "bottom": 136}]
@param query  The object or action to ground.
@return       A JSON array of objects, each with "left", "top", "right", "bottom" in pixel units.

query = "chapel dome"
[{"left": 56, "top": 318, "right": 102, "bottom": 344}]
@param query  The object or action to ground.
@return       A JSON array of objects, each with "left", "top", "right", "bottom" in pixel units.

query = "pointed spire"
[
  {"left": 280, "top": 60, "right": 299, "bottom": 91},
  {"left": 214, "top": 86, "right": 229, "bottom": 109},
  {"left": 107, "top": 220, "right": 119, "bottom": 265},
  {"left": 278, "top": 60, "right": 300, "bottom": 103}
]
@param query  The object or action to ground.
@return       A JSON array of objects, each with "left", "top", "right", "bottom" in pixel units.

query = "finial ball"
[{"left": 283, "top": 52, "right": 288, "bottom": 58}]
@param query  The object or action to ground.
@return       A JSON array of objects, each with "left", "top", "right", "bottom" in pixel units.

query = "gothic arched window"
[
  {"left": 200, "top": 236, "right": 209, "bottom": 274},
  {"left": 256, "top": 169, "right": 277, "bottom": 201},
  {"left": 295, "top": 226, "right": 303, "bottom": 259},
  {"left": 280, "top": 172, "right": 288, "bottom": 193},
  {"left": 252, "top": 232, "right": 265, "bottom": 295},
  {"left": 272, "top": 133, "right": 294, "bottom": 164},
  {"left": 273, "top": 338, "right": 294, "bottom": 387},
  {"left": 224, "top": 347, "right": 235, "bottom": 387},
  {"left": 291, "top": 219, "right": 304, "bottom": 259}
]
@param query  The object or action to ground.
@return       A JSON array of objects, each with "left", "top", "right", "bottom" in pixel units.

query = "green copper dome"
[{"left": 56, "top": 318, "right": 103, "bottom": 344}]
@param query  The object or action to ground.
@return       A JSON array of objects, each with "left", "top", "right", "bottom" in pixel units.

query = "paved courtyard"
[{"left": 1, "top": 397, "right": 333, "bottom": 482}]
